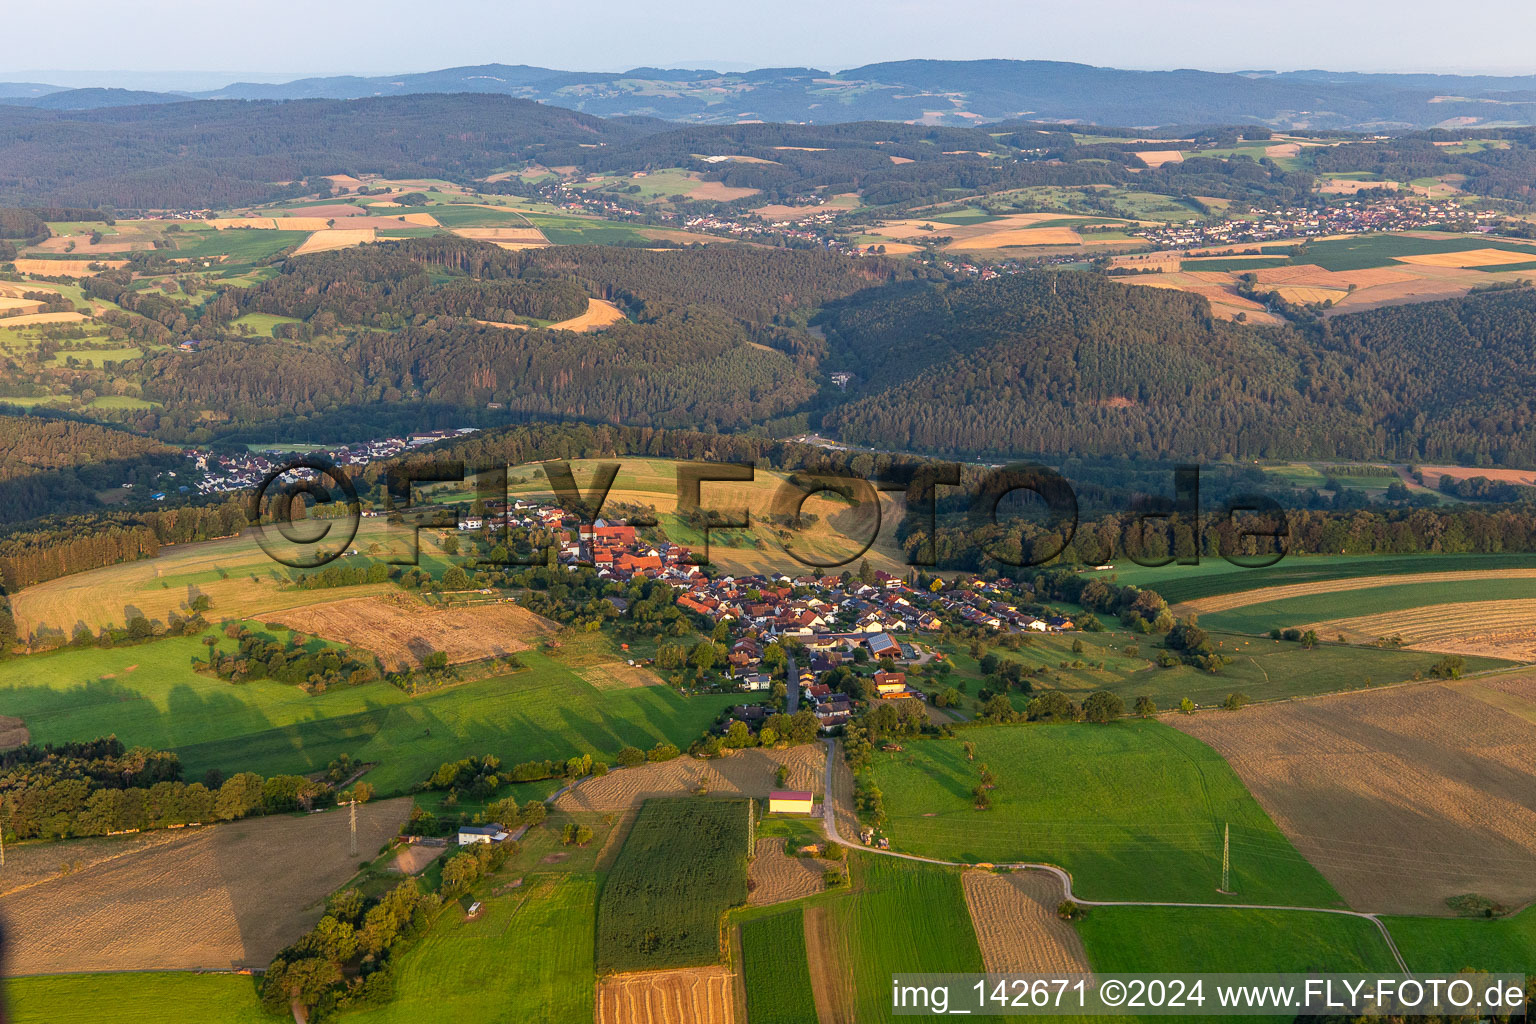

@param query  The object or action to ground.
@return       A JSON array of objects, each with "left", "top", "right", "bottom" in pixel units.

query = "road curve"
[{"left": 818, "top": 739, "right": 1410, "bottom": 974}]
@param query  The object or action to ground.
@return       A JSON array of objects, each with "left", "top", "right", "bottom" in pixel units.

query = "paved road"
[
  {"left": 818, "top": 739, "right": 1410, "bottom": 973},
  {"left": 786, "top": 649, "right": 799, "bottom": 713}
]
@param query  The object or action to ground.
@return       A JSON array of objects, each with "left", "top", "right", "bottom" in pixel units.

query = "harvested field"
[
  {"left": 754, "top": 204, "right": 830, "bottom": 221},
  {"left": 1318, "top": 177, "right": 1402, "bottom": 194},
  {"left": 202, "top": 218, "right": 278, "bottom": 230},
  {"left": 277, "top": 204, "right": 365, "bottom": 219},
  {"left": 803, "top": 906, "right": 855, "bottom": 1024},
  {"left": 451, "top": 227, "right": 547, "bottom": 244},
  {"left": 388, "top": 841, "right": 446, "bottom": 875},
  {"left": 268, "top": 594, "right": 557, "bottom": 669},
  {"left": 576, "top": 661, "right": 663, "bottom": 690},
  {"left": 550, "top": 297, "right": 627, "bottom": 332},
  {"left": 597, "top": 966, "right": 736, "bottom": 1024},
  {"left": 1420, "top": 465, "right": 1536, "bottom": 488},
  {"left": 829, "top": 745, "right": 858, "bottom": 843},
  {"left": 292, "top": 228, "right": 376, "bottom": 255},
  {"left": 1396, "top": 247, "right": 1536, "bottom": 268},
  {"left": 0, "top": 297, "right": 45, "bottom": 316},
  {"left": 1136, "top": 150, "right": 1185, "bottom": 167},
  {"left": 946, "top": 226, "right": 1082, "bottom": 249},
  {"left": 1299, "top": 599, "right": 1536, "bottom": 660},
  {"left": 1173, "top": 568, "right": 1536, "bottom": 617},
  {"left": 0, "top": 713, "right": 28, "bottom": 749},
  {"left": 1265, "top": 143, "right": 1302, "bottom": 159},
  {"left": 0, "top": 798, "right": 410, "bottom": 972},
  {"left": 1172, "top": 683, "right": 1536, "bottom": 914},
  {"left": 747, "top": 838, "right": 830, "bottom": 905},
  {"left": 12, "top": 259, "right": 126, "bottom": 276},
  {"left": 0, "top": 829, "right": 189, "bottom": 898},
  {"left": 556, "top": 746, "right": 822, "bottom": 813},
  {"left": 1273, "top": 286, "right": 1349, "bottom": 304},
  {"left": 262, "top": 217, "right": 334, "bottom": 232},
  {"left": 962, "top": 870, "right": 1090, "bottom": 974},
  {"left": 0, "top": 312, "right": 87, "bottom": 326}
]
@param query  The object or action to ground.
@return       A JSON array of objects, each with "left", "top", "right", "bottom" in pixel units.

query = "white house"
[{"left": 457, "top": 824, "right": 510, "bottom": 846}]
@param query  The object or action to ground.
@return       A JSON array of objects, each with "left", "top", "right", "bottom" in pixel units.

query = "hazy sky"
[{"left": 6, "top": 0, "right": 1536, "bottom": 85}]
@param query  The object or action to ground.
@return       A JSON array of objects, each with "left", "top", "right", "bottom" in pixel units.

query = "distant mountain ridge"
[{"left": 6, "top": 59, "right": 1536, "bottom": 127}]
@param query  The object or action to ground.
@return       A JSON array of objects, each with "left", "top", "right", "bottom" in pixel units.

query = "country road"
[{"left": 817, "top": 739, "right": 1411, "bottom": 974}]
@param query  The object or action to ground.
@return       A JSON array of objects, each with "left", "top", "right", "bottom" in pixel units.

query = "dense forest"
[
  {"left": 0, "top": 414, "right": 183, "bottom": 523},
  {"left": 820, "top": 273, "right": 1536, "bottom": 465},
  {"left": 0, "top": 96, "right": 661, "bottom": 208}
]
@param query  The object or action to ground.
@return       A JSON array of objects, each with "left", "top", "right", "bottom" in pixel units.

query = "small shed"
[{"left": 768, "top": 790, "right": 815, "bottom": 815}]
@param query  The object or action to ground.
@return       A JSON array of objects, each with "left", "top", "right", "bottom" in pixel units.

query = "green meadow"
[
  {"left": 1384, "top": 906, "right": 1536, "bottom": 972},
  {"left": 341, "top": 875, "right": 596, "bottom": 1024},
  {"left": 740, "top": 909, "right": 819, "bottom": 1024},
  {"left": 10, "top": 973, "right": 268, "bottom": 1024},
  {"left": 1078, "top": 906, "right": 1399, "bottom": 972},
  {"left": 866, "top": 721, "right": 1342, "bottom": 906},
  {"left": 0, "top": 640, "right": 740, "bottom": 793}
]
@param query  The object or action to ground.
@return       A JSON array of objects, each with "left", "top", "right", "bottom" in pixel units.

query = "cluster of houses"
[
  {"left": 185, "top": 428, "right": 479, "bottom": 495},
  {"left": 1133, "top": 197, "right": 1491, "bottom": 251}
]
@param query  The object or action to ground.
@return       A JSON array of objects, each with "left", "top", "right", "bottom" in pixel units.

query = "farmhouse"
[
  {"left": 767, "top": 790, "right": 815, "bottom": 815},
  {"left": 457, "top": 824, "right": 511, "bottom": 846}
]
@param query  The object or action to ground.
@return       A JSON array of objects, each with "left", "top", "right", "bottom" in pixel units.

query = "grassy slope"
[
  {"left": 0, "top": 641, "right": 738, "bottom": 792},
  {"left": 866, "top": 721, "right": 1341, "bottom": 906},
  {"left": 10, "top": 973, "right": 268, "bottom": 1024},
  {"left": 1384, "top": 906, "right": 1536, "bottom": 972},
  {"left": 340, "top": 874, "right": 596, "bottom": 1024},
  {"left": 740, "top": 909, "right": 819, "bottom": 1024}
]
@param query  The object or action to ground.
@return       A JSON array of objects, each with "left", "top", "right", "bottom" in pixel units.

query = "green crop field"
[
  {"left": 596, "top": 797, "right": 751, "bottom": 972},
  {"left": 1384, "top": 906, "right": 1536, "bottom": 972},
  {"left": 10, "top": 972, "right": 268, "bottom": 1024},
  {"left": 522, "top": 213, "right": 653, "bottom": 246},
  {"left": 171, "top": 229, "right": 311, "bottom": 264},
  {"left": 866, "top": 721, "right": 1342, "bottom": 906},
  {"left": 422, "top": 205, "right": 533, "bottom": 228},
  {"left": 925, "top": 207, "right": 999, "bottom": 225},
  {"left": 741, "top": 909, "right": 819, "bottom": 1024},
  {"left": 1288, "top": 234, "right": 1536, "bottom": 271},
  {"left": 342, "top": 875, "right": 596, "bottom": 1024},
  {"left": 827, "top": 856, "right": 1003, "bottom": 1023},
  {"left": 1078, "top": 906, "right": 1399, "bottom": 972},
  {"left": 0, "top": 641, "right": 739, "bottom": 793}
]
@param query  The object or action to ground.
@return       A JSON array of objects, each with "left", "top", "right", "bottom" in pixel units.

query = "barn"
[{"left": 768, "top": 790, "right": 815, "bottom": 815}]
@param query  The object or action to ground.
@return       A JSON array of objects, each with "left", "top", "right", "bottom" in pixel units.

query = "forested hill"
[
  {"left": 114, "top": 240, "right": 923, "bottom": 441},
  {"left": 0, "top": 95, "right": 662, "bottom": 208},
  {"left": 21, "top": 60, "right": 1536, "bottom": 129},
  {"left": 0, "top": 414, "right": 182, "bottom": 523},
  {"left": 819, "top": 274, "right": 1536, "bottom": 466}
]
